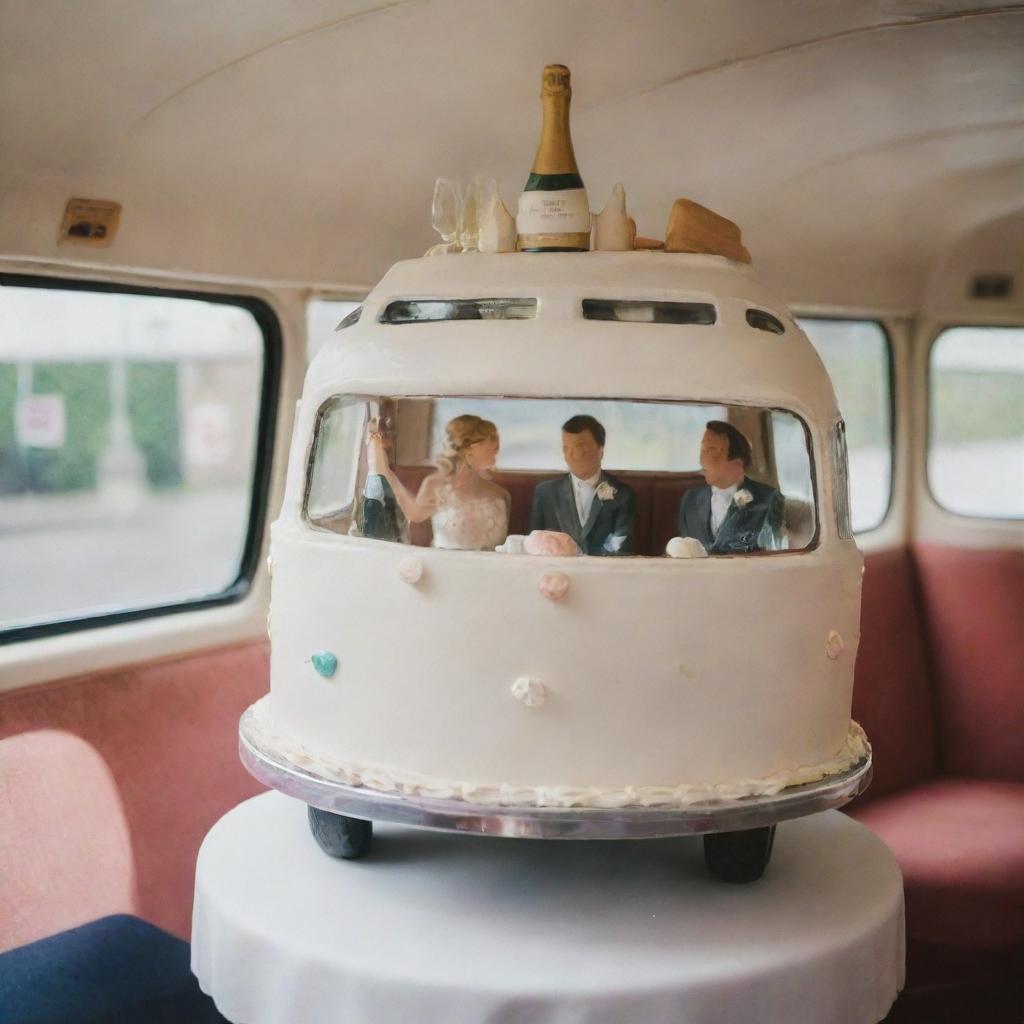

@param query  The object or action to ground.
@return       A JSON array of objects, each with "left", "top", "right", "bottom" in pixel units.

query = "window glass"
[
  {"left": 380, "top": 298, "right": 536, "bottom": 323},
  {"left": 797, "top": 318, "right": 891, "bottom": 533},
  {"left": 432, "top": 399, "right": 725, "bottom": 471},
  {"left": 306, "top": 298, "right": 361, "bottom": 363},
  {"left": 306, "top": 396, "right": 816, "bottom": 557},
  {"left": 0, "top": 280, "right": 268, "bottom": 637},
  {"left": 746, "top": 309, "right": 785, "bottom": 335},
  {"left": 928, "top": 326, "right": 1024, "bottom": 518},
  {"left": 832, "top": 421, "right": 853, "bottom": 540},
  {"left": 581, "top": 299, "right": 716, "bottom": 325},
  {"left": 306, "top": 396, "right": 369, "bottom": 525},
  {"left": 771, "top": 410, "right": 812, "bottom": 503}
]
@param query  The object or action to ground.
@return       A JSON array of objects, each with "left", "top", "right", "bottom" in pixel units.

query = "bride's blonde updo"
[{"left": 436, "top": 414, "right": 499, "bottom": 477}]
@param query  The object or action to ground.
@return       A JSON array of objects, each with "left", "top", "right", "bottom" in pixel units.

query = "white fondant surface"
[
  {"left": 268, "top": 531, "right": 862, "bottom": 799},
  {"left": 192, "top": 792, "right": 905, "bottom": 1024},
  {"left": 251, "top": 694, "right": 866, "bottom": 807}
]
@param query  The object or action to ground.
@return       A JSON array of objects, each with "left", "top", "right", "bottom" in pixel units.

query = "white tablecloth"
[{"left": 192, "top": 791, "right": 904, "bottom": 1024}]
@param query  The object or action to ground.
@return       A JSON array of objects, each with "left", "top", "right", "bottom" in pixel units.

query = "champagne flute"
[
  {"left": 431, "top": 178, "right": 461, "bottom": 252},
  {"left": 458, "top": 178, "right": 480, "bottom": 253}
]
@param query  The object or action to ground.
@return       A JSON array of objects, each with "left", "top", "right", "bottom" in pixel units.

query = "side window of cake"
[
  {"left": 305, "top": 396, "right": 374, "bottom": 537},
  {"left": 831, "top": 420, "right": 854, "bottom": 540},
  {"left": 306, "top": 395, "right": 820, "bottom": 557},
  {"left": 796, "top": 317, "right": 892, "bottom": 533},
  {"left": 0, "top": 274, "right": 278, "bottom": 643}
]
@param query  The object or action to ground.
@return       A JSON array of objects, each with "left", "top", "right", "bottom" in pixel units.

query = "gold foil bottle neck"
[
  {"left": 541, "top": 64, "right": 571, "bottom": 98},
  {"left": 532, "top": 65, "right": 578, "bottom": 176}
]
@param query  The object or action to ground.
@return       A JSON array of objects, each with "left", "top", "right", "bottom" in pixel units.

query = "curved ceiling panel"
[{"left": 1, "top": 0, "right": 1022, "bottom": 309}]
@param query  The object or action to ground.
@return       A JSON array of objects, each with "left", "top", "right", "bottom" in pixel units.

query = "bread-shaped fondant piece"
[{"left": 665, "top": 198, "right": 751, "bottom": 263}]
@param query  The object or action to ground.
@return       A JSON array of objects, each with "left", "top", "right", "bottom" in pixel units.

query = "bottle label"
[{"left": 516, "top": 188, "right": 591, "bottom": 235}]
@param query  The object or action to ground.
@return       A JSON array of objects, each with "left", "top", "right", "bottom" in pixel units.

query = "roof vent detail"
[
  {"left": 335, "top": 307, "right": 362, "bottom": 331},
  {"left": 380, "top": 298, "right": 537, "bottom": 323},
  {"left": 746, "top": 309, "right": 785, "bottom": 334},
  {"left": 582, "top": 299, "right": 716, "bottom": 325}
]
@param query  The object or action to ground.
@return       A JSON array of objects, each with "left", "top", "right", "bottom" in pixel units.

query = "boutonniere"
[
  {"left": 595, "top": 481, "right": 616, "bottom": 501},
  {"left": 733, "top": 488, "right": 753, "bottom": 508}
]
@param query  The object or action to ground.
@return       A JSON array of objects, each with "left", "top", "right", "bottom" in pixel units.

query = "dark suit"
[
  {"left": 528, "top": 472, "right": 636, "bottom": 555},
  {"left": 677, "top": 476, "right": 783, "bottom": 554}
]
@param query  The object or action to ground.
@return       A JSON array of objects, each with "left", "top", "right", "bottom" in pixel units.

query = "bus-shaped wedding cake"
[{"left": 246, "top": 250, "right": 868, "bottom": 876}]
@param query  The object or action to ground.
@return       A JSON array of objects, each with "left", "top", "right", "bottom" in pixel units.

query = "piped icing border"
[{"left": 248, "top": 697, "right": 868, "bottom": 810}]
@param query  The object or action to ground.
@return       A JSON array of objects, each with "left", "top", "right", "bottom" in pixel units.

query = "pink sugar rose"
[
  {"left": 524, "top": 530, "right": 582, "bottom": 557},
  {"left": 538, "top": 571, "right": 571, "bottom": 601}
]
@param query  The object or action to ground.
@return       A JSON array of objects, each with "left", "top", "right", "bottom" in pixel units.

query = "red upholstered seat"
[
  {"left": 849, "top": 778, "right": 1024, "bottom": 950},
  {"left": 853, "top": 548, "right": 940, "bottom": 799},
  {"left": 851, "top": 544, "right": 1024, "bottom": 1000},
  {"left": 914, "top": 543, "right": 1024, "bottom": 782}
]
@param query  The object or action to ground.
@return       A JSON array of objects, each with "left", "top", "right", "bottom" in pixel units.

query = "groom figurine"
[
  {"left": 678, "top": 420, "right": 784, "bottom": 554},
  {"left": 529, "top": 415, "right": 636, "bottom": 555}
]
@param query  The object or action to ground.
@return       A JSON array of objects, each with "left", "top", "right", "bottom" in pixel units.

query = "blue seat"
[{"left": 0, "top": 915, "right": 229, "bottom": 1024}]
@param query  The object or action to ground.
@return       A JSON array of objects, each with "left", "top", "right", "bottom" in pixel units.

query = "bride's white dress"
[{"left": 431, "top": 485, "right": 508, "bottom": 551}]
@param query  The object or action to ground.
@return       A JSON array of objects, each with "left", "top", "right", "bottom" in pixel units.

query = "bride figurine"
[{"left": 365, "top": 414, "right": 510, "bottom": 551}]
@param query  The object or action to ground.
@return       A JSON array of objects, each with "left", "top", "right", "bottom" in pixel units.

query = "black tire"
[
  {"left": 703, "top": 824, "right": 776, "bottom": 882},
  {"left": 307, "top": 805, "right": 373, "bottom": 859}
]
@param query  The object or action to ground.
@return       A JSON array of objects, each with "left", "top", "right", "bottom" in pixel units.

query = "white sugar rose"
[
  {"left": 511, "top": 676, "right": 546, "bottom": 708},
  {"left": 397, "top": 556, "right": 424, "bottom": 584},
  {"left": 734, "top": 488, "right": 753, "bottom": 508},
  {"left": 595, "top": 481, "right": 616, "bottom": 501},
  {"left": 666, "top": 536, "right": 708, "bottom": 559}
]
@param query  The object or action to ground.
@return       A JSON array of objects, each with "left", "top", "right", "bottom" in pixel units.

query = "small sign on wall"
[{"left": 15, "top": 394, "right": 66, "bottom": 449}]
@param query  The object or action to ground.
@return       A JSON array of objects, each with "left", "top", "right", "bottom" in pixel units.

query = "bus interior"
[{"left": 1, "top": 3, "right": 1022, "bottom": 1022}]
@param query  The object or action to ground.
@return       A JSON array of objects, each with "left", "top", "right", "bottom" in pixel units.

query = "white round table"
[{"left": 192, "top": 792, "right": 904, "bottom": 1024}]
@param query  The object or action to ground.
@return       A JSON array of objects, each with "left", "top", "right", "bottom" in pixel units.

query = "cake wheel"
[
  {"left": 307, "top": 805, "right": 374, "bottom": 859},
  {"left": 702, "top": 824, "right": 776, "bottom": 882}
]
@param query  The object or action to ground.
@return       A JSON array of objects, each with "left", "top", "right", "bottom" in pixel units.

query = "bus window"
[
  {"left": 928, "top": 326, "right": 1024, "bottom": 519},
  {"left": 798, "top": 318, "right": 892, "bottom": 533},
  {"left": 0, "top": 277, "right": 278, "bottom": 641}
]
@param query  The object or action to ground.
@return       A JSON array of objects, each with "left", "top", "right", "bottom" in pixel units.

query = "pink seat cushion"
[
  {"left": 853, "top": 549, "right": 939, "bottom": 799},
  {"left": 914, "top": 544, "right": 1024, "bottom": 782},
  {"left": 0, "top": 640, "right": 269, "bottom": 942},
  {"left": 849, "top": 777, "right": 1024, "bottom": 950},
  {"left": 0, "top": 731, "right": 138, "bottom": 951}
]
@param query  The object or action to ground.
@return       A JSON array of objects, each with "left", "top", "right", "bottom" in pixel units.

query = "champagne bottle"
[{"left": 516, "top": 65, "right": 591, "bottom": 252}]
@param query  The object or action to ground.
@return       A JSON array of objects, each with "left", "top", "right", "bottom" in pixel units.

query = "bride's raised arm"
[{"left": 365, "top": 419, "right": 441, "bottom": 524}]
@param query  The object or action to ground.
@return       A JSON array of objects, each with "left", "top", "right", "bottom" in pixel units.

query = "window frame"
[
  {"left": 925, "top": 322, "right": 1024, "bottom": 521},
  {"left": 794, "top": 315, "right": 895, "bottom": 534},
  {"left": 0, "top": 272, "right": 282, "bottom": 645}
]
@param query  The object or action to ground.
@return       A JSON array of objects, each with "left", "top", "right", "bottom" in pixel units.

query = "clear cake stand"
[{"left": 239, "top": 706, "right": 872, "bottom": 882}]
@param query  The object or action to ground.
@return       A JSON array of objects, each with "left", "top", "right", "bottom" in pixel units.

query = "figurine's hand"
[{"left": 365, "top": 418, "right": 389, "bottom": 474}]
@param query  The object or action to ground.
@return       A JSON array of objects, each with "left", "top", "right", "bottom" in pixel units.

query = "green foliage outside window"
[
  {"left": 22, "top": 363, "right": 112, "bottom": 493},
  {"left": 0, "top": 361, "right": 182, "bottom": 494},
  {"left": 127, "top": 362, "right": 182, "bottom": 488}
]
